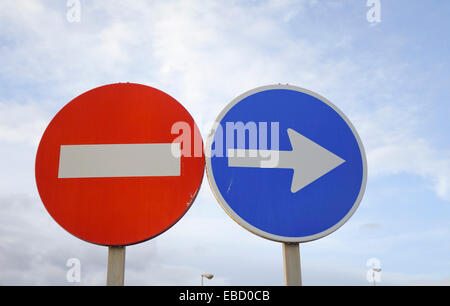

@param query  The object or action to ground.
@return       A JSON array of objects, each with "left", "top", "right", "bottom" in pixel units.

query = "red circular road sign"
[{"left": 35, "top": 83, "right": 205, "bottom": 246}]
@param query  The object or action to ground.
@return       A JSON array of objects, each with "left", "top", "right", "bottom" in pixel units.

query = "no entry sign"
[{"left": 35, "top": 83, "right": 205, "bottom": 246}]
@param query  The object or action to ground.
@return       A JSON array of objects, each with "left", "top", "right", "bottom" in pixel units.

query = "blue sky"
[{"left": 0, "top": 0, "right": 449, "bottom": 285}]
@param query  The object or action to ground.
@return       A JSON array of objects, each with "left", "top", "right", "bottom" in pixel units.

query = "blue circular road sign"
[{"left": 206, "top": 85, "right": 367, "bottom": 243}]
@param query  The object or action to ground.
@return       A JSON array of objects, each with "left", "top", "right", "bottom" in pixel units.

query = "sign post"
[
  {"left": 35, "top": 83, "right": 205, "bottom": 285},
  {"left": 206, "top": 85, "right": 367, "bottom": 285},
  {"left": 107, "top": 246, "right": 126, "bottom": 286},
  {"left": 282, "top": 243, "right": 301, "bottom": 286}
]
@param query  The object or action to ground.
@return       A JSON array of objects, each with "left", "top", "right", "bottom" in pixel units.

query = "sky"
[{"left": 0, "top": 0, "right": 449, "bottom": 286}]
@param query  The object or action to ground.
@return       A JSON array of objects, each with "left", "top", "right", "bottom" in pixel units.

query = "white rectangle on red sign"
[{"left": 58, "top": 143, "right": 181, "bottom": 178}]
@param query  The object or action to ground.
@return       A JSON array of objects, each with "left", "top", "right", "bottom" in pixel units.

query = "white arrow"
[
  {"left": 227, "top": 129, "right": 345, "bottom": 193},
  {"left": 58, "top": 143, "right": 181, "bottom": 178}
]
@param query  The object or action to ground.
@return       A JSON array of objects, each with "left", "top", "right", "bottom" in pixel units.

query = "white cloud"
[
  {"left": 356, "top": 103, "right": 450, "bottom": 201},
  {"left": 0, "top": 102, "right": 49, "bottom": 145}
]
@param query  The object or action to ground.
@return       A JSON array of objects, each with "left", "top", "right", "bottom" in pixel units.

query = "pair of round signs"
[{"left": 35, "top": 83, "right": 367, "bottom": 246}]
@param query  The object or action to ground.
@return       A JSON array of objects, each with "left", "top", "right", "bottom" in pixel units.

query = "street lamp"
[
  {"left": 372, "top": 268, "right": 381, "bottom": 286},
  {"left": 201, "top": 274, "right": 214, "bottom": 286}
]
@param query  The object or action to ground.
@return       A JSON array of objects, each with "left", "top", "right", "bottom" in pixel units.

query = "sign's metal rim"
[{"left": 205, "top": 84, "right": 368, "bottom": 243}]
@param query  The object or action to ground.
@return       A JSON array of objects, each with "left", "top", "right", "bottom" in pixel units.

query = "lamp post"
[
  {"left": 372, "top": 268, "right": 381, "bottom": 286},
  {"left": 201, "top": 274, "right": 214, "bottom": 286}
]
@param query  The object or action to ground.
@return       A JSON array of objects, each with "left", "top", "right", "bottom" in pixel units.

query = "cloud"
[
  {"left": 357, "top": 104, "right": 450, "bottom": 201},
  {"left": 359, "top": 223, "right": 382, "bottom": 230},
  {"left": 0, "top": 101, "right": 49, "bottom": 145}
]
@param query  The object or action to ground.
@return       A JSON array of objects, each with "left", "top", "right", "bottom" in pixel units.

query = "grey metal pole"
[
  {"left": 107, "top": 246, "right": 126, "bottom": 286},
  {"left": 282, "top": 243, "right": 302, "bottom": 286}
]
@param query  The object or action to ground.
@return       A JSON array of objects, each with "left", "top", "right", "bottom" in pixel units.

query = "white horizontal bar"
[{"left": 58, "top": 143, "right": 181, "bottom": 178}]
